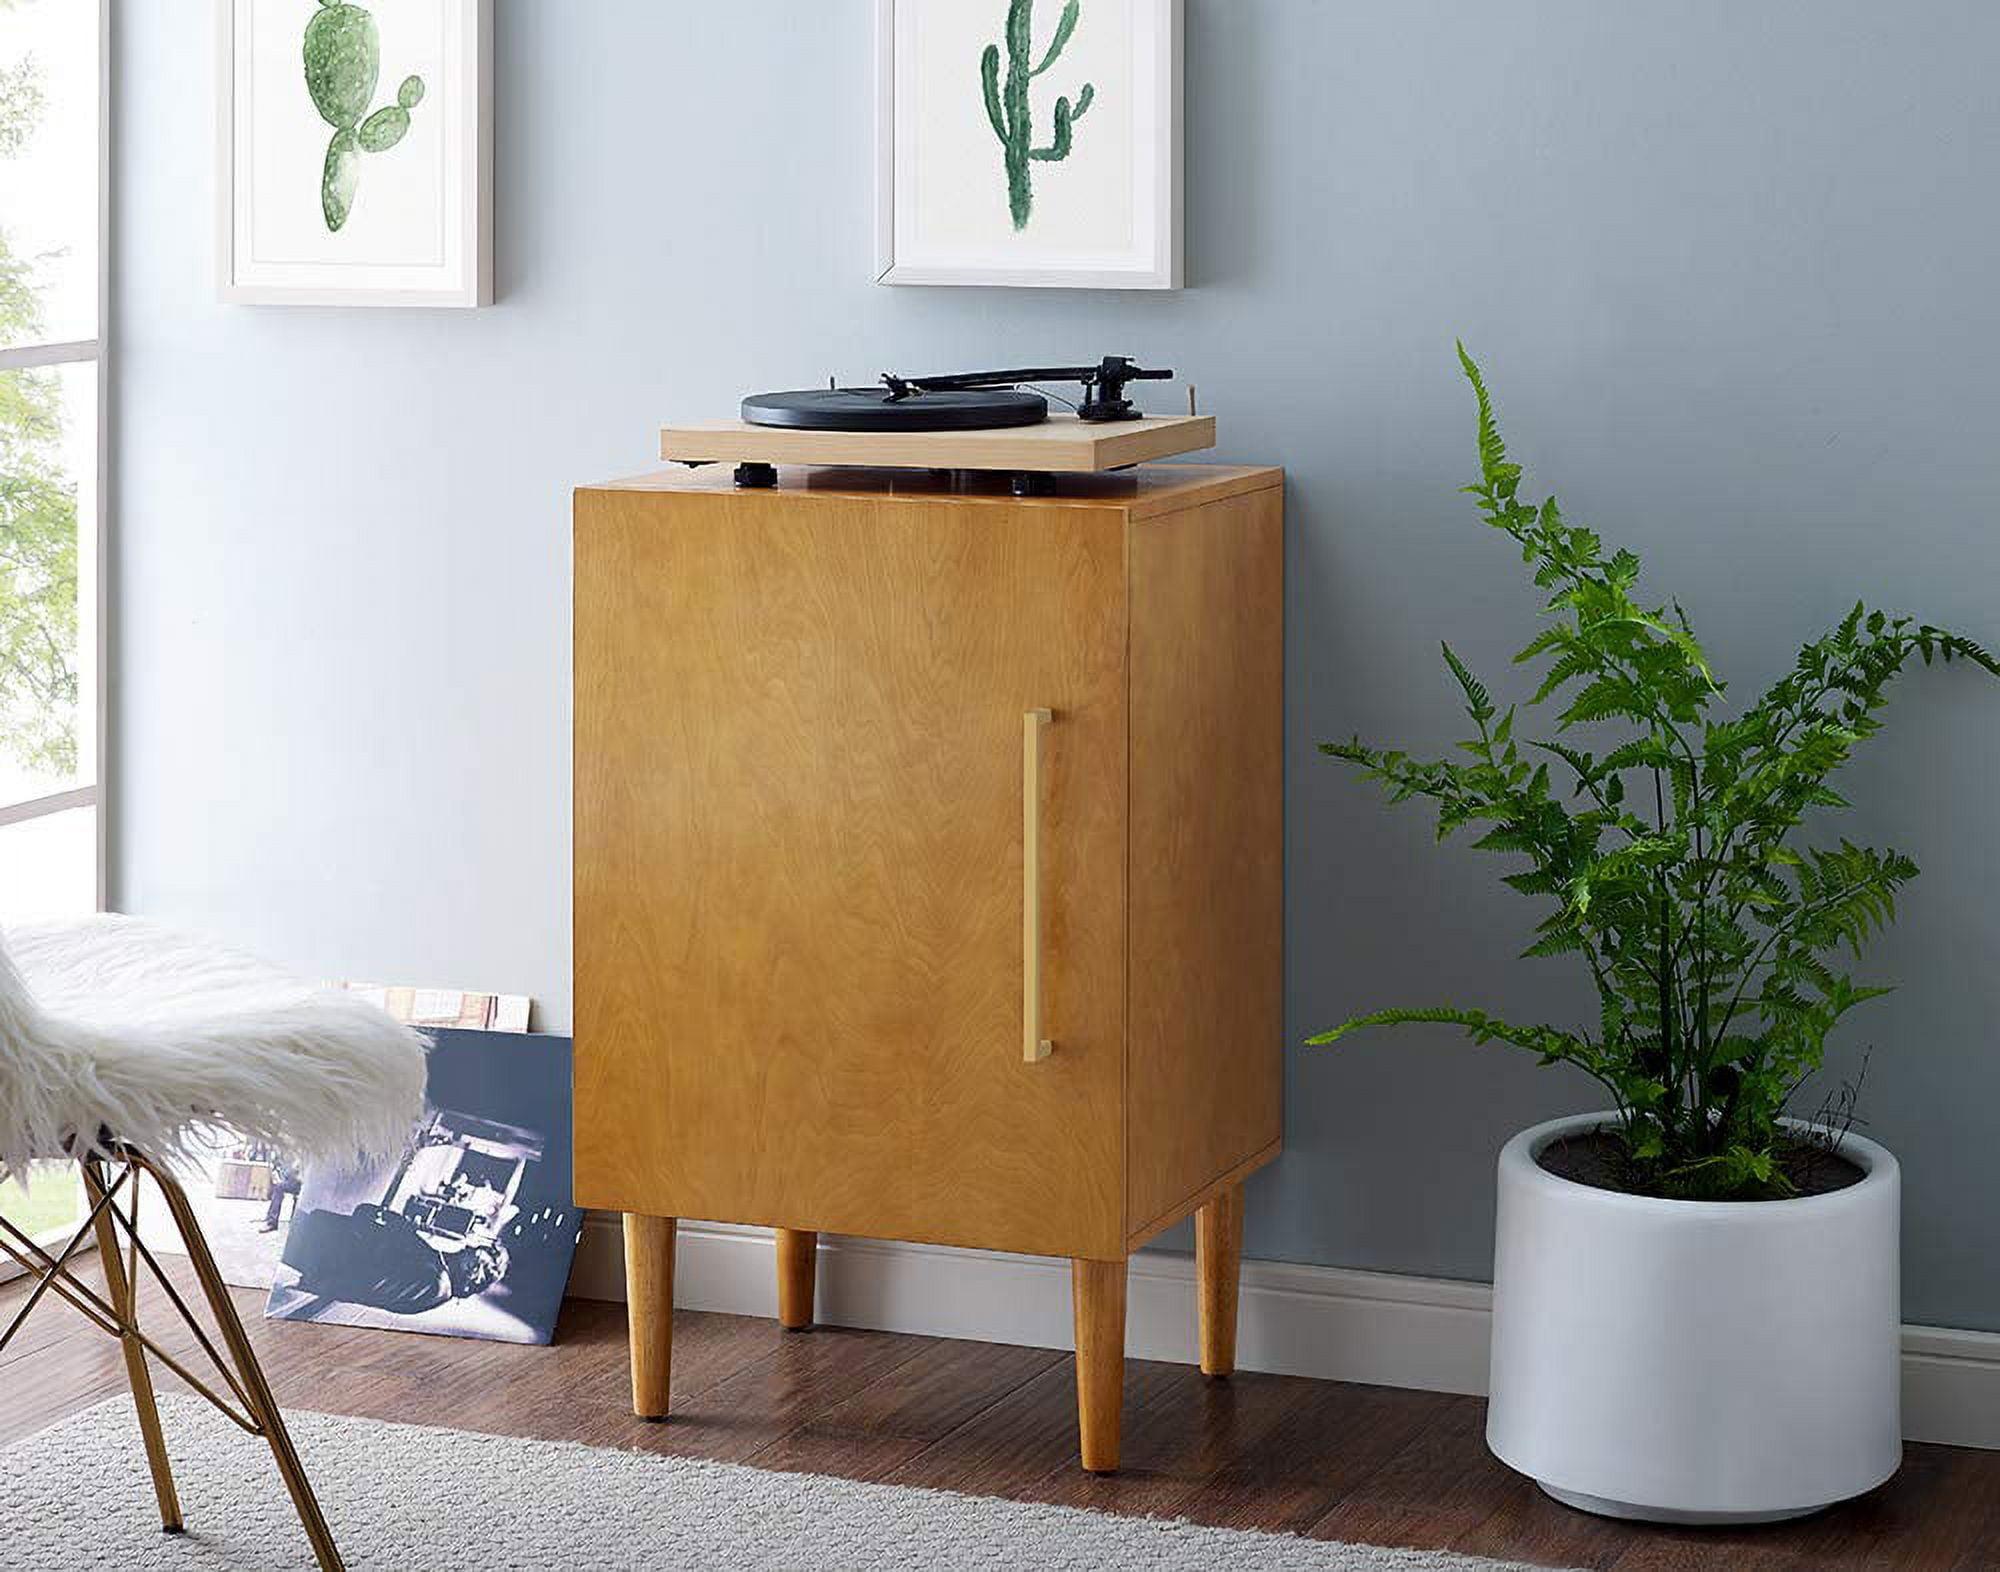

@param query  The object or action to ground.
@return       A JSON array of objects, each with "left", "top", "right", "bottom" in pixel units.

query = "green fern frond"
[
  {"left": 1441, "top": 641, "right": 1494, "bottom": 723},
  {"left": 1308, "top": 1006, "right": 1593, "bottom": 1070},
  {"left": 1457, "top": 340, "right": 1509, "bottom": 487}
]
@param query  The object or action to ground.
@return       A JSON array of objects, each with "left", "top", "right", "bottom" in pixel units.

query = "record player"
[{"left": 660, "top": 355, "right": 1216, "bottom": 496}]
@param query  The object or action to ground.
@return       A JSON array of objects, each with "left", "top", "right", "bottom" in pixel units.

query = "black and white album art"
[{"left": 264, "top": 1029, "right": 580, "bottom": 1345}]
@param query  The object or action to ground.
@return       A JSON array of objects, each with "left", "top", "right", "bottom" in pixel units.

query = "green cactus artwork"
[
  {"left": 303, "top": 0, "right": 426, "bottom": 233},
  {"left": 980, "top": 0, "right": 1096, "bottom": 231}
]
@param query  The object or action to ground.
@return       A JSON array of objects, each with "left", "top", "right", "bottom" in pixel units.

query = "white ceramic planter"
[{"left": 1486, "top": 1112, "right": 1902, "bottom": 1524}]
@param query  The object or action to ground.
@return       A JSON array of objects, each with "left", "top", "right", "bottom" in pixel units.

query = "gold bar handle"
[{"left": 1024, "top": 709, "right": 1054, "bottom": 1064}]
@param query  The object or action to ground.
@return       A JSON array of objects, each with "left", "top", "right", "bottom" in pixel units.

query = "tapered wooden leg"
[
  {"left": 1196, "top": 1183, "right": 1245, "bottom": 1378},
  {"left": 1071, "top": 1256, "right": 1128, "bottom": 1474},
  {"left": 82, "top": 1159, "right": 183, "bottom": 1534},
  {"left": 144, "top": 1155, "right": 344, "bottom": 1572},
  {"left": 624, "top": 1214, "right": 677, "bottom": 1419},
  {"left": 776, "top": 1228, "right": 818, "bottom": 1332}
]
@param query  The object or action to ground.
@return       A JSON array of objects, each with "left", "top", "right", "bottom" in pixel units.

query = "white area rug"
[{"left": 1, "top": 1397, "right": 1574, "bottom": 1571}]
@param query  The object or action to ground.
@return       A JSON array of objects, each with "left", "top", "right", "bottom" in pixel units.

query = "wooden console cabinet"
[{"left": 574, "top": 463, "right": 1283, "bottom": 1472}]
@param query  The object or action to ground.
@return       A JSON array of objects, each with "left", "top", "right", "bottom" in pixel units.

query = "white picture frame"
[
  {"left": 216, "top": 0, "right": 492, "bottom": 307},
  {"left": 876, "top": 0, "right": 1183, "bottom": 290}
]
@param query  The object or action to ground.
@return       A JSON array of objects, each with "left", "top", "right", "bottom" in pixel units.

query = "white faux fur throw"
[{"left": 0, "top": 915, "right": 426, "bottom": 1182}]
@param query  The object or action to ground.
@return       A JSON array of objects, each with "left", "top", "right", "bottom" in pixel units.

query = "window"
[{"left": 0, "top": 0, "right": 105, "bottom": 1262}]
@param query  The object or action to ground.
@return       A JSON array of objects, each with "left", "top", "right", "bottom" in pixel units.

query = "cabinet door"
[{"left": 575, "top": 486, "right": 1128, "bottom": 1260}]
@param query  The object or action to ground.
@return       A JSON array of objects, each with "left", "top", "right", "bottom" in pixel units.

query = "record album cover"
[{"left": 264, "top": 1029, "right": 580, "bottom": 1344}]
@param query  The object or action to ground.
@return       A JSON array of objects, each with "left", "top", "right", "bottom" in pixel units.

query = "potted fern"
[{"left": 1314, "top": 349, "right": 1998, "bottom": 1524}]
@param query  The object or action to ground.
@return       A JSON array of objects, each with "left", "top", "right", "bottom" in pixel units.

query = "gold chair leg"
[
  {"left": 81, "top": 1157, "right": 183, "bottom": 1534},
  {"left": 142, "top": 1155, "right": 346, "bottom": 1572}
]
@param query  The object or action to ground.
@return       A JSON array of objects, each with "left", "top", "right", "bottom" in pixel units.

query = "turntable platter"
[{"left": 742, "top": 387, "right": 1049, "bottom": 433}]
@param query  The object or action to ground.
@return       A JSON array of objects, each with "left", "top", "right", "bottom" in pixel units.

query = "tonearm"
[{"left": 880, "top": 356, "right": 1173, "bottom": 423}]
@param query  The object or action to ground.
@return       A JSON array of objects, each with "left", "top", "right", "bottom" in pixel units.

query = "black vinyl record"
[{"left": 743, "top": 387, "right": 1049, "bottom": 432}]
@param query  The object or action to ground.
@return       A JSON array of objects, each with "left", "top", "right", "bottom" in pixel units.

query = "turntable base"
[{"left": 658, "top": 412, "right": 1217, "bottom": 477}]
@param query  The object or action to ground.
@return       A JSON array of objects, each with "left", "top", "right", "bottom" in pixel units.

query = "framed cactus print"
[
  {"left": 876, "top": 0, "right": 1183, "bottom": 290},
  {"left": 216, "top": 0, "right": 492, "bottom": 307}
]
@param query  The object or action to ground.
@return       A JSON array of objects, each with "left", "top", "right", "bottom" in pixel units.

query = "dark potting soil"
[{"left": 1537, "top": 1128, "right": 1867, "bottom": 1200}]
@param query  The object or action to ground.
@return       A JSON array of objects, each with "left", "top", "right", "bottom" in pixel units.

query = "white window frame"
[
  {"left": 0, "top": 0, "right": 109, "bottom": 1281},
  {"left": 0, "top": 0, "right": 107, "bottom": 906}
]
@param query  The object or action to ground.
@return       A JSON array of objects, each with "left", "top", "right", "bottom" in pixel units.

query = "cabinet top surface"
[{"left": 580, "top": 463, "right": 1284, "bottom": 519}]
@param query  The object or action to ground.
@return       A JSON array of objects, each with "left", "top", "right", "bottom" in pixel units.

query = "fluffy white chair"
[{"left": 0, "top": 914, "right": 426, "bottom": 1572}]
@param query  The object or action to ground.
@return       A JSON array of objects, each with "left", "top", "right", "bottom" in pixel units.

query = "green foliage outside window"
[{"left": 0, "top": 10, "right": 81, "bottom": 781}]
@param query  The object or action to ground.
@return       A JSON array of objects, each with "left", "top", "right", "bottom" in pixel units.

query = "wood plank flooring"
[{"left": 2, "top": 1261, "right": 1996, "bottom": 1569}]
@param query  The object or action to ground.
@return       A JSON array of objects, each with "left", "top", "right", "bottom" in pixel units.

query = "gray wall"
[{"left": 114, "top": 2, "right": 2000, "bottom": 1330}]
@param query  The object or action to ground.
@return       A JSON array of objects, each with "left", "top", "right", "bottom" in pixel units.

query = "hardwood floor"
[{"left": 3, "top": 1261, "right": 1996, "bottom": 1569}]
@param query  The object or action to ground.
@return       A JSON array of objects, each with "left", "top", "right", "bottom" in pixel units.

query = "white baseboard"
[{"left": 569, "top": 1213, "right": 2000, "bottom": 1453}]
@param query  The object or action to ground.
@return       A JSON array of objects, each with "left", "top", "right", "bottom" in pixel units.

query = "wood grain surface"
[
  {"left": 1195, "top": 1184, "right": 1245, "bottom": 1378},
  {"left": 658, "top": 414, "right": 1217, "bottom": 474},
  {"left": 5, "top": 1262, "right": 1992, "bottom": 1570},
  {"left": 1123, "top": 483, "right": 1286, "bottom": 1239},
  {"left": 576, "top": 464, "right": 1286, "bottom": 1259},
  {"left": 1071, "top": 1257, "right": 1129, "bottom": 1473},
  {"left": 776, "top": 1229, "right": 818, "bottom": 1332},
  {"left": 575, "top": 483, "right": 1130, "bottom": 1259},
  {"left": 623, "top": 1214, "right": 675, "bottom": 1418}
]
